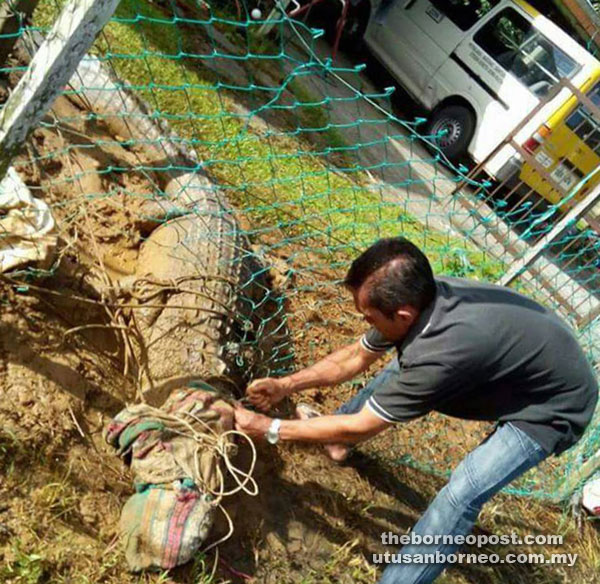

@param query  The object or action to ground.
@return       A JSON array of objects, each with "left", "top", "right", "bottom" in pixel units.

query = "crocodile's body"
[{"left": 132, "top": 174, "right": 285, "bottom": 405}]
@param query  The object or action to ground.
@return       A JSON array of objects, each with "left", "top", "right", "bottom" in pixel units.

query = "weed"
[
  {"left": 0, "top": 543, "right": 47, "bottom": 584},
  {"left": 190, "top": 552, "right": 224, "bottom": 584},
  {"left": 0, "top": 429, "right": 23, "bottom": 476}
]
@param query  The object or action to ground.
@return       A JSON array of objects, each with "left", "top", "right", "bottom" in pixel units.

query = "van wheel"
[{"left": 426, "top": 105, "right": 475, "bottom": 161}]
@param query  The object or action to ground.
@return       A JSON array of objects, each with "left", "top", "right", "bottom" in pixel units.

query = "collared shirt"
[{"left": 361, "top": 276, "right": 598, "bottom": 455}]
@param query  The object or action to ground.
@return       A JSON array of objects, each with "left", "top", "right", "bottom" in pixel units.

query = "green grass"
[
  {"left": 0, "top": 543, "right": 47, "bottom": 584},
  {"left": 0, "top": 429, "right": 24, "bottom": 476},
  {"left": 32, "top": 0, "right": 501, "bottom": 280},
  {"left": 287, "top": 77, "right": 353, "bottom": 162}
]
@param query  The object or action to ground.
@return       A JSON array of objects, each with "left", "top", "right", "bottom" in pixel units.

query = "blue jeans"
[{"left": 336, "top": 358, "right": 549, "bottom": 584}]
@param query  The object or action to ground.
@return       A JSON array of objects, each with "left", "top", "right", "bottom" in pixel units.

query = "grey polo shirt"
[{"left": 361, "top": 276, "right": 598, "bottom": 455}]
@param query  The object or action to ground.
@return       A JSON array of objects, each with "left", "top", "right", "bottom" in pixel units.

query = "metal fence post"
[
  {"left": 0, "top": 0, "right": 121, "bottom": 180},
  {"left": 499, "top": 181, "right": 600, "bottom": 287}
]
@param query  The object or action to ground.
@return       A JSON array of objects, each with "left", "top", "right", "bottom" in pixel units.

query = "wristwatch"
[{"left": 266, "top": 418, "right": 282, "bottom": 445}]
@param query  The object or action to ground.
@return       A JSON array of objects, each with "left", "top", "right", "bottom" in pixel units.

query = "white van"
[{"left": 340, "top": 0, "right": 600, "bottom": 178}]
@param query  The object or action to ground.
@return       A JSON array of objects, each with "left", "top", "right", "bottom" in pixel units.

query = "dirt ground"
[
  {"left": 1, "top": 15, "right": 599, "bottom": 584},
  {"left": 1, "top": 268, "right": 598, "bottom": 584}
]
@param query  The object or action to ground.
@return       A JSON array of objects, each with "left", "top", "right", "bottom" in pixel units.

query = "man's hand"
[
  {"left": 233, "top": 405, "right": 272, "bottom": 440},
  {"left": 234, "top": 404, "right": 392, "bottom": 445},
  {"left": 245, "top": 341, "right": 385, "bottom": 411},
  {"left": 246, "top": 377, "right": 291, "bottom": 412}
]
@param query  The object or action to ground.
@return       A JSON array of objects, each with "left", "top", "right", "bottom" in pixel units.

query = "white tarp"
[
  {"left": 0, "top": 167, "right": 56, "bottom": 272},
  {"left": 583, "top": 475, "right": 600, "bottom": 515}
]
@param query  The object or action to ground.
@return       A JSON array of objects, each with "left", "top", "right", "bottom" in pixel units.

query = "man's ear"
[{"left": 395, "top": 305, "right": 418, "bottom": 324}]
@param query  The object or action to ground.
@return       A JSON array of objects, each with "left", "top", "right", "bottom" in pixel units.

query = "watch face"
[{"left": 267, "top": 419, "right": 280, "bottom": 444}]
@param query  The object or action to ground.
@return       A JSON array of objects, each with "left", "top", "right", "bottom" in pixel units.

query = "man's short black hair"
[{"left": 344, "top": 237, "right": 436, "bottom": 317}]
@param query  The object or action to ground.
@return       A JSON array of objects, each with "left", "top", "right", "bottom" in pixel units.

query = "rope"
[{"left": 136, "top": 402, "right": 259, "bottom": 551}]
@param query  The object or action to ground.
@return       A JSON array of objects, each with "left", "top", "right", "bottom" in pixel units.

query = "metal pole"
[
  {"left": 448, "top": 79, "right": 567, "bottom": 200},
  {"left": 258, "top": 0, "right": 292, "bottom": 36},
  {"left": 499, "top": 179, "right": 600, "bottom": 287},
  {"left": 0, "top": 0, "right": 39, "bottom": 67},
  {"left": 0, "top": 0, "right": 121, "bottom": 180}
]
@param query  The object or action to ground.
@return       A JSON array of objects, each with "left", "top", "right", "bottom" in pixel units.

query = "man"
[{"left": 234, "top": 236, "right": 598, "bottom": 583}]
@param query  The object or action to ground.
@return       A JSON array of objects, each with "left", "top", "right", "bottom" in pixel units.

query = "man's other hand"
[
  {"left": 246, "top": 377, "right": 290, "bottom": 411},
  {"left": 234, "top": 404, "right": 272, "bottom": 440}
]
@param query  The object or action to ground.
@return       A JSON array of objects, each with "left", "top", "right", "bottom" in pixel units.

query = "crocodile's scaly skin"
[{"left": 133, "top": 174, "right": 285, "bottom": 405}]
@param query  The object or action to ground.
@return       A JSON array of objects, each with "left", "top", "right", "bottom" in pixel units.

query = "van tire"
[{"left": 426, "top": 105, "right": 475, "bottom": 161}]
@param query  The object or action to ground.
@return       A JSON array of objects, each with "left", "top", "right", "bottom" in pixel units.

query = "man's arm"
[
  {"left": 234, "top": 403, "right": 392, "bottom": 444},
  {"left": 284, "top": 339, "right": 387, "bottom": 391},
  {"left": 246, "top": 339, "right": 387, "bottom": 411}
]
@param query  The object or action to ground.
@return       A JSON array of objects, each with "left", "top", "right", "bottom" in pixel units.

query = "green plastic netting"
[{"left": 1, "top": 0, "right": 599, "bottom": 502}]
